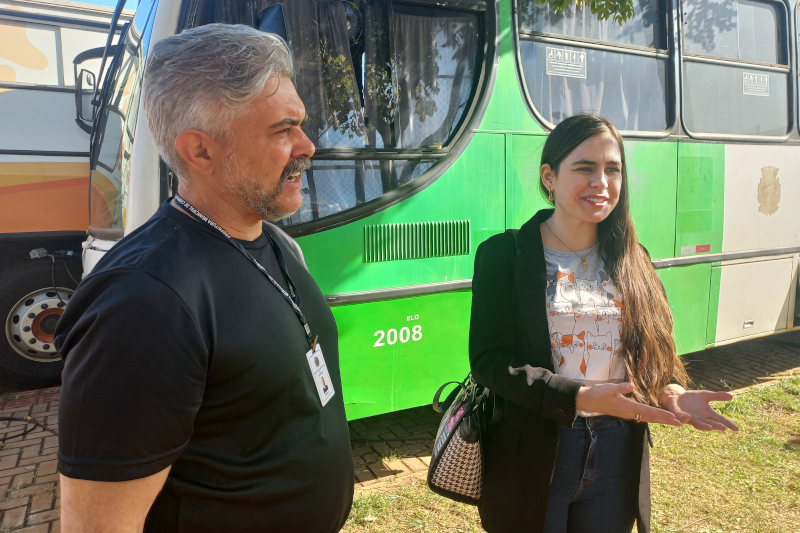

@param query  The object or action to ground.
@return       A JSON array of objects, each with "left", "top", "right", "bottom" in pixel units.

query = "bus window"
[
  {"left": 515, "top": 0, "right": 669, "bottom": 133},
  {"left": 191, "top": 0, "right": 485, "bottom": 229},
  {"left": 681, "top": 0, "right": 789, "bottom": 137},
  {"left": 88, "top": 0, "right": 158, "bottom": 238},
  {"left": 0, "top": 20, "right": 60, "bottom": 85},
  {"left": 683, "top": 0, "right": 782, "bottom": 64}
]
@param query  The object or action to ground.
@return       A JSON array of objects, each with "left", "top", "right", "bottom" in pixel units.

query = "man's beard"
[{"left": 222, "top": 148, "right": 311, "bottom": 220}]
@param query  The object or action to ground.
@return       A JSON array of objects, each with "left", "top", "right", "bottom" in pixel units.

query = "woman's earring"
[{"left": 548, "top": 188, "right": 554, "bottom": 203}]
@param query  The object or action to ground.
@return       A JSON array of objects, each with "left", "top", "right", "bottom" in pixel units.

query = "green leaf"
[{"left": 532, "top": 0, "right": 636, "bottom": 24}]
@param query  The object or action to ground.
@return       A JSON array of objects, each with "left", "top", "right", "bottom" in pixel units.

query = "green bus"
[{"left": 62, "top": 0, "right": 800, "bottom": 418}]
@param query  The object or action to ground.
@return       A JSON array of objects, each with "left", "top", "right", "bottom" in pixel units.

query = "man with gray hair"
[{"left": 54, "top": 24, "right": 354, "bottom": 532}]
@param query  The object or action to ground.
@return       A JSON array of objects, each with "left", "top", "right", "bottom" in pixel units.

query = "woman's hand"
[
  {"left": 659, "top": 384, "right": 739, "bottom": 431},
  {"left": 576, "top": 382, "right": 681, "bottom": 426}
]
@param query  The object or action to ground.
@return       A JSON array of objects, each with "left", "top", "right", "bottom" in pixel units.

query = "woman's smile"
[{"left": 581, "top": 195, "right": 609, "bottom": 207}]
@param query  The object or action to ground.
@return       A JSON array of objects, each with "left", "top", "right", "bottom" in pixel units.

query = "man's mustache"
[{"left": 281, "top": 158, "right": 312, "bottom": 181}]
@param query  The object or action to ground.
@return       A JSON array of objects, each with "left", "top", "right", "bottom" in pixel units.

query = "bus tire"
[{"left": 0, "top": 257, "right": 81, "bottom": 392}]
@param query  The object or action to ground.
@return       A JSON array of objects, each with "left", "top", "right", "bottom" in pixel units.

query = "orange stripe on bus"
[
  {"left": 0, "top": 184, "right": 88, "bottom": 233},
  {"left": 0, "top": 177, "right": 89, "bottom": 195}
]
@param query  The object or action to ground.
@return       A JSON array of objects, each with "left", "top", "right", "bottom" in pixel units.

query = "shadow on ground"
[{"left": 684, "top": 330, "right": 800, "bottom": 391}]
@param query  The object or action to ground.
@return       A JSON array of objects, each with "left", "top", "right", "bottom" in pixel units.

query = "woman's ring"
[{"left": 634, "top": 413, "right": 641, "bottom": 423}]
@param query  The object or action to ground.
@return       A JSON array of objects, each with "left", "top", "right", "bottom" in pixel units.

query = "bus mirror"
[{"left": 76, "top": 69, "right": 96, "bottom": 127}]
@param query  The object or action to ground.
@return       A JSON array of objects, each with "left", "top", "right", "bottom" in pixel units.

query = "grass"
[
  {"left": 0, "top": 393, "right": 19, "bottom": 403},
  {"left": 345, "top": 481, "right": 481, "bottom": 532},
  {"left": 342, "top": 377, "right": 800, "bottom": 533},
  {"left": 649, "top": 377, "right": 800, "bottom": 532}
]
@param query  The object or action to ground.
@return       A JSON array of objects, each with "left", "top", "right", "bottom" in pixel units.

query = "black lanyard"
[{"left": 173, "top": 194, "right": 318, "bottom": 351}]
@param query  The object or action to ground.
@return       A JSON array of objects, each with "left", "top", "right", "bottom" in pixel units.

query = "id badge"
[{"left": 306, "top": 344, "right": 335, "bottom": 406}]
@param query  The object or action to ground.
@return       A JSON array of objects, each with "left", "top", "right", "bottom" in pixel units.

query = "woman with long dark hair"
[{"left": 469, "top": 114, "right": 738, "bottom": 533}]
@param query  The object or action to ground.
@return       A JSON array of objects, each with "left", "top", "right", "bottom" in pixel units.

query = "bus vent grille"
[{"left": 364, "top": 220, "right": 471, "bottom": 263}]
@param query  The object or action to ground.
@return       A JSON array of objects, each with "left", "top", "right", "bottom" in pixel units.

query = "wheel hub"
[{"left": 5, "top": 288, "right": 72, "bottom": 362}]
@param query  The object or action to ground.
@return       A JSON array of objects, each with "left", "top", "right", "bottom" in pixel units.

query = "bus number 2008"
[{"left": 373, "top": 326, "right": 423, "bottom": 347}]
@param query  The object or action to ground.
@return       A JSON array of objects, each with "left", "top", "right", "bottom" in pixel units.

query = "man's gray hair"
[{"left": 143, "top": 24, "right": 293, "bottom": 179}]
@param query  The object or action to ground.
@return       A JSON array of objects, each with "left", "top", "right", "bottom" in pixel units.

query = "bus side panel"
[
  {"left": 654, "top": 141, "right": 726, "bottom": 355},
  {"left": 0, "top": 160, "right": 89, "bottom": 233},
  {"left": 477, "top": 0, "right": 542, "bottom": 134},
  {"left": 710, "top": 144, "right": 800, "bottom": 344},
  {"left": 626, "top": 140, "right": 678, "bottom": 261},
  {"left": 706, "top": 265, "right": 722, "bottom": 347},
  {"left": 714, "top": 258, "right": 793, "bottom": 344},
  {"left": 505, "top": 133, "right": 548, "bottom": 230},
  {"left": 0, "top": 85, "right": 91, "bottom": 235},
  {"left": 297, "top": 133, "right": 506, "bottom": 295},
  {"left": 675, "top": 142, "right": 725, "bottom": 258},
  {"left": 721, "top": 144, "right": 800, "bottom": 253},
  {"left": 658, "top": 264, "right": 712, "bottom": 355},
  {"left": 506, "top": 138, "right": 679, "bottom": 260},
  {"left": 334, "top": 291, "right": 472, "bottom": 420}
]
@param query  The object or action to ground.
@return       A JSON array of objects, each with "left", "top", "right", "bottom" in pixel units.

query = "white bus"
[{"left": 0, "top": 0, "right": 131, "bottom": 389}]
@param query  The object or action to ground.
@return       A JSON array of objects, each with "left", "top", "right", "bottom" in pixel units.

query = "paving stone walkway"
[
  {"left": 684, "top": 331, "right": 800, "bottom": 391},
  {"left": 1, "top": 331, "right": 799, "bottom": 528},
  {"left": 0, "top": 388, "right": 61, "bottom": 532}
]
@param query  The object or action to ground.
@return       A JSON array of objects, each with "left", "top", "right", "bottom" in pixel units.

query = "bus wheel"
[{"left": 0, "top": 258, "right": 81, "bottom": 391}]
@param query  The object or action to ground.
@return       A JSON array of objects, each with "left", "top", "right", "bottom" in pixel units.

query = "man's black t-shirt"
[{"left": 54, "top": 201, "right": 354, "bottom": 532}]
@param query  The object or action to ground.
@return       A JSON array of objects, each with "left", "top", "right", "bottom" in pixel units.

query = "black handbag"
[{"left": 427, "top": 374, "right": 502, "bottom": 505}]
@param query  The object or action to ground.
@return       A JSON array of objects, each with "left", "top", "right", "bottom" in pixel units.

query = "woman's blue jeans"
[{"left": 543, "top": 415, "right": 638, "bottom": 533}]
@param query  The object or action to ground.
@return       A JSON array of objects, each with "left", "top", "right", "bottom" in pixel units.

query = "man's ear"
[{"left": 174, "top": 130, "right": 219, "bottom": 177}]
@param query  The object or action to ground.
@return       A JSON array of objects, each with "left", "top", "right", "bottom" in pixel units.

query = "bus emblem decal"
[{"left": 757, "top": 166, "right": 780, "bottom": 216}]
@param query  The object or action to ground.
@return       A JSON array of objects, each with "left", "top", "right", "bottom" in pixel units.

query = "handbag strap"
[{"left": 432, "top": 380, "right": 466, "bottom": 414}]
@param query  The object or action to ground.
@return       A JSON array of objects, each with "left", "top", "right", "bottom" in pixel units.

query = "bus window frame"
[
  {"left": 175, "top": 0, "right": 499, "bottom": 238},
  {"left": 0, "top": 13, "right": 127, "bottom": 92},
  {"left": 679, "top": 0, "right": 795, "bottom": 142},
  {"left": 511, "top": 0, "right": 679, "bottom": 139},
  {"left": 795, "top": 0, "right": 800, "bottom": 138},
  {"left": 0, "top": 17, "right": 64, "bottom": 87}
]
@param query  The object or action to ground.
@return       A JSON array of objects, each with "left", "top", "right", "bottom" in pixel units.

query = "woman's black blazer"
[{"left": 469, "top": 209, "right": 651, "bottom": 533}]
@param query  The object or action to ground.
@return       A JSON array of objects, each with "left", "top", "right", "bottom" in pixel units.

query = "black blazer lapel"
[{"left": 512, "top": 209, "right": 555, "bottom": 371}]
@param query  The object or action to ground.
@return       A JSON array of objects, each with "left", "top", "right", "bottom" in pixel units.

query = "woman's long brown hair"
[{"left": 539, "top": 114, "right": 689, "bottom": 406}]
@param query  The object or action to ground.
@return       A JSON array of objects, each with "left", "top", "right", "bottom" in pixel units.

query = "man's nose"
[{"left": 293, "top": 128, "right": 315, "bottom": 160}]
